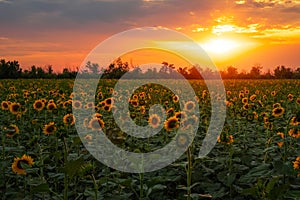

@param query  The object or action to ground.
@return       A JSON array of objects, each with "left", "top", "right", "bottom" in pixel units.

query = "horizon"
[{"left": 0, "top": 0, "right": 300, "bottom": 73}]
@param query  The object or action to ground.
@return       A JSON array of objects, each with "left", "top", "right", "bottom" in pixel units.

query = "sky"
[{"left": 0, "top": 0, "right": 300, "bottom": 73}]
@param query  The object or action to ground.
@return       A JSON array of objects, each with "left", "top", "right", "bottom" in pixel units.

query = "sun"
[{"left": 201, "top": 38, "right": 241, "bottom": 55}]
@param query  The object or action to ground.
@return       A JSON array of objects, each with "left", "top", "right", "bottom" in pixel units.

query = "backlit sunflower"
[
  {"left": 296, "top": 97, "right": 300, "bottom": 105},
  {"left": 249, "top": 94, "right": 256, "bottom": 102},
  {"left": 273, "top": 102, "right": 281, "bottom": 108},
  {"left": 85, "top": 102, "right": 94, "bottom": 109},
  {"left": 63, "top": 114, "right": 76, "bottom": 126},
  {"left": 242, "top": 97, "right": 248, "bottom": 104},
  {"left": 288, "top": 128, "right": 300, "bottom": 138},
  {"left": 72, "top": 100, "right": 82, "bottom": 109},
  {"left": 290, "top": 116, "right": 300, "bottom": 126},
  {"left": 43, "top": 122, "right": 57, "bottom": 135},
  {"left": 172, "top": 95, "right": 179, "bottom": 103},
  {"left": 271, "top": 91, "right": 276, "bottom": 96},
  {"left": 148, "top": 114, "right": 161, "bottom": 129},
  {"left": 184, "top": 101, "right": 196, "bottom": 112},
  {"left": 287, "top": 93, "right": 293, "bottom": 101},
  {"left": 47, "top": 102, "right": 57, "bottom": 111},
  {"left": 12, "top": 154, "right": 34, "bottom": 175},
  {"left": 33, "top": 100, "right": 45, "bottom": 111},
  {"left": 5, "top": 124, "right": 19, "bottom": 137},
  {"left": 1, "top": 101, "right": 10, "bottom": 110},
  {"left": 105, "top": 98, "right": 113, "bottom": 106},
  {"left": 272, "top": 107, "right": 285, "bottom": 117},
  {"left": 164, "top": 116, "right": 179, "bottom": 132},
  {"left": 277, "top": 132, "right": 284, "bottom": 148},
  {"left": 89, "top": 118, "right": 105, "bottom": 130},
  {"left": 9, "top": 102, "right": 21, "bottom": 115},
  {"left": 176, "top": 133, "right": 190, "bottom": 147},
  {"left": 292, "top": 157, "right": 300, "bottom": 170},
  {"left": 174, "top": 111, "right": 187, "bottom": 121}
]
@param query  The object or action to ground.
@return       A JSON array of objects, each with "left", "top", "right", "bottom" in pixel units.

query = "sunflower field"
[{"left": 0, "top": 79, "right": 300, "bottom": 200}]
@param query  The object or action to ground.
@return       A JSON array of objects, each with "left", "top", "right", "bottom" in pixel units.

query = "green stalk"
[
  {"left": 186, "top": 146, "right": 192, "bottom": 200},
  {"left": 139, "top": 173, "right": 144, "bottom": 199},
  {"left": 63, "top": 137, "right": 68, "bottom": 200},
  {"left": 90, "top": 174, "right": 98, "bottom": 200}
]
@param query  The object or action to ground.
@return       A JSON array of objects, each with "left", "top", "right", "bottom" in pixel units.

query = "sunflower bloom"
[
  {"left": 12, "top": 155, "right": 34, "bottom": 175},
  {"left": 63, "top": 114, "right": 76, "bottom": 126},
  {"left": 164, "top": 116, "right": 179, "bottom": 132},
  {"left": 1, "top": 101, "right": 10, "bottom": 110},
  {"left": 272, "top": 107, "right": 285, "bottom": 117},
  {"left": 277, "top": 132, "right": 284, "bottom": 148},
  {"left": 33, "top": 99, "right": 45, "bottom": 111},
  {"left": 184, "top": 101, "right": 196, "bottom": 112},
  {"left": 293, "top": 157, "right": 300, "bottom": 170},
  {"left": 148, "top": 114, "right": 161, "bottom": 129},
  {"left": 43, "top": 122, "right": 57, "bottom": 135},
  {"left": 89, "top": 118, "right": 105, "bottom": 130},
  {"left": 9, "top": 102, "right": 21, "bottom": 115}
]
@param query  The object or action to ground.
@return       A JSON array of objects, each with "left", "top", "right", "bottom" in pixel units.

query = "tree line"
[{"left": 1, "top": 58, "right": 300, "bottom": 79}]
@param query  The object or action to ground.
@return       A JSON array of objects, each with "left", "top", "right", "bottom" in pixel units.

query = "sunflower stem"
[
  {"left": 63, "top": 137, "right": 69, "bottom": 200},
  {"left": 186, "top": 146, "right": 192, "bottom": 200}
]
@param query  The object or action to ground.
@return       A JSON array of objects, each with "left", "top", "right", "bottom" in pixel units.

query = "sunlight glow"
[{"left": 202, "top": 38, "right": 241, "bottom": 54}]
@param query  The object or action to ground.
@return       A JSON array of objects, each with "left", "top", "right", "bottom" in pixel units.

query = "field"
[{"left": 0, "top": 79, "right": 300, "bottom": 200}]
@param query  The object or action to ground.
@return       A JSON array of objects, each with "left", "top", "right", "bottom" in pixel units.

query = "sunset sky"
[{"left": 0, "top": 0, "right": 300, "bottom": 73}]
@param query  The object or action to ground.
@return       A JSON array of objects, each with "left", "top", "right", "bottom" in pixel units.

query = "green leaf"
[
  {"left": 31, "top": 183, "right": 49, "bottom": 193},
  {"left": 61, "top": 157, "right": 85, "bottom": 179}
]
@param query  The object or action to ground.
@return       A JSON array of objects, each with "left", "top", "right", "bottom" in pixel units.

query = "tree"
[
  {"left": 250, "top": 65, "right": 262, "bottom": 78},
  {"left": 227, "top": 66, "right": 238, "bottom": 78}
]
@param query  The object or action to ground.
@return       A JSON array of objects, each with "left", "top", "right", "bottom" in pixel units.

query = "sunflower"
[
  {"left": 148, "top": 114, "right": 161, "bottom": 129},
  {"left": 9, "top": 102, "right": 21, "bottom": 115},
  {"left": 272, "top": 107, "right": 285, "bottom": 117},
  {"left": 105, "top": 98, "right": 113, "bottom": 106},
  {"left": 184, "top": 101, "right": 196, "bottom": 112},
  {"left": 43, "top": 122, "right": 57, "bottom": 135},
  {"left": 290, "top": 116, "right": 300, "bottom": 126},
  {"left": 85, "top": 102, "right": 94, "bottom": 109},
  {"left": 277, "top": 132, "right": 284, "bottom": 148},
  {"left": 257, "top": 100, "right": 263, "bottom": 107},
  {"left": 139, "top": 99, "right": 146, "bottom": 106},
  {"left": 287, "top": 93, "right": 293, "bottom": 101},
  {"left": 273, "top": 102, "right": 281, "bottom": 108},
  {"left": 172, "top": 95, "right": 179, "bottom": 103},
  {"left": 182, "top": 115, "right": 199, "bottom": 129},
  {"left": 249, "top": 94, "right": 256, "bottom": 102},
  {"left": 293, "top": 157, "right": 300, "bottom": 170},
  {"left": 288, "top": 128, "right": 300, "bottom": 138},
  {"left": 174, "top": 111, "right": 187, "bottom": 121},
  {"left": 166, "top": 108, "right": 174, "bottom": 116},
  {"left": 12, "top": 154, "right": 34, "bottom": 175},
  {"left": 243, "top": 103, "right": 249, "bottom": 110},
  {"left": 296, "top": 97, "right": 300, "bottom": 105},
  {"left": 63, "top": 114, "right": 76, "bottom": 126},
  {"left": 176, "top": 133, "right": 190, "bottom": 147},
  {"left": 242, "top": 97, "right": 248, "bottom": 104},
  {"left": 46, "top": 102, "right": 57, "bottom": 111},
  {"left": 227, "top": 91, "right": 232, "bottom": 96},
  {"left": 72, "top": 100, "right": 82, "bottom": 109},
  {"left": 33, "top": 100, "right": 45, "bottom": 111},
  {"left": 140, "top": 106, "right": 146, "bottom": 115},
  {"left": 89, "top": 118, "right": 105, "bottom": 130},
  {"left": 271, "top": 91, "right": 276, "bottom": 96},
  {"left": 5, "top": 124, "right": 19, "bottom": 137},
  {"left": 103, "top": 105, "right": 112, "bottom": 112},
  {"left": 164, "top": 116, "right": 179, "bottom": 132},
  {"left": 130, "top": 100, "right": 139, "bottom": 107},
  {"left": 1, "top": 101, "right": 10, "bottom": 110}
]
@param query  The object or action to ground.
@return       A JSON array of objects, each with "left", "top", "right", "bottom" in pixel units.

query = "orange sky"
[{"left": 0, "top": 0, "right": 300, "bottom": 73}]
